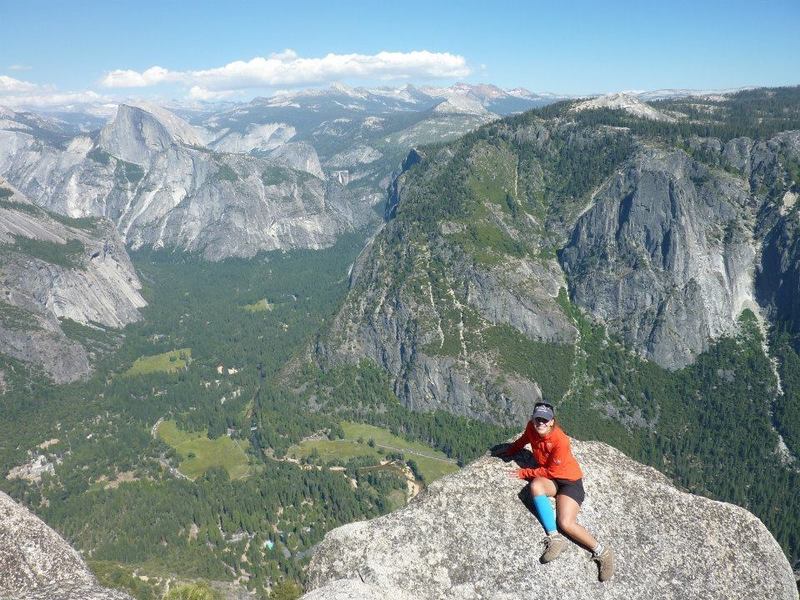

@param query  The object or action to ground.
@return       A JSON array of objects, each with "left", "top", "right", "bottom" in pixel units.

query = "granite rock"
[
  {"left": 303, "top": 440, "right": 798, "bottom": 600},
  {"left": 0, "top": 491, "right": 132, "bottom": 600}
]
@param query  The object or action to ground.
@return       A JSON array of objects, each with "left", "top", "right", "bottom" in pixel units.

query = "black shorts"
[{"left": 554, "top": 478, "right": 585, "bottom": 506}]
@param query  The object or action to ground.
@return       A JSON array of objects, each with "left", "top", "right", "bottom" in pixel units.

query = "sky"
[{"left": 1, "top": 0, "right": 798, "bottom": 109}]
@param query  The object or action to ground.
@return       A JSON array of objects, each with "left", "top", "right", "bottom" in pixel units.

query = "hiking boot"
[
  {"left": 540, "top": 533, "right": 567, "bottom": 563},
  {"left": 593, "top": 546, "right": 614, "bottom": 581}
]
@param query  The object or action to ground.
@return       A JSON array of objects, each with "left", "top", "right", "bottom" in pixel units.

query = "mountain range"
[
  {"left": 320, "top": 87, "right": 800, "bottom": 415},
  {"left": 0, "top": 83, "right": 546, "bottom": 380},
  {"left": 2, "top": 83, "right": 800, "bottom": 596}
]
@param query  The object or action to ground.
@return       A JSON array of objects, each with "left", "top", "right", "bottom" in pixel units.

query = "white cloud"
[
  {"left": 101, "top": 49, "right": 471, "bottom": 90},
  {"left": 188, "top": 86, "right": 238, "bottom": 101},
  {"left": 8, "top": 65, "right": 32, "bottom": 72},
  {"left": 0, "top": 75, "right": 43, "bottom": 93},
  {"left": 0, "top": 90, "right": 107, "bottom": 109},
  {"left": 0, "top": 74, "right": 108, "bottom": 109},
  {"left": 101, "top": 65, "right": 176, "bottom": 88},
  {"left": 1, "top": 90, "right": 106, "bottom": 109}
]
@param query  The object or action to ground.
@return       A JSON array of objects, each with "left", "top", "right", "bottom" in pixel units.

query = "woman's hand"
[
  {"left": 490, "top": 444, "right": 512, "bottom": 458},
  {"left": 508, "top": 469, "right": 530, "bottom": 480}
]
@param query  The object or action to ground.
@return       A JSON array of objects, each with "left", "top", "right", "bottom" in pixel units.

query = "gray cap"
[{"left": 531, "top": 404, "right": 554, "bottom": 422}]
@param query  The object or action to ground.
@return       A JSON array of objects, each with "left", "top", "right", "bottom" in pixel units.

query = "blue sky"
[{"left": 1, "top": 0, "right": 798, "bottom": 107}]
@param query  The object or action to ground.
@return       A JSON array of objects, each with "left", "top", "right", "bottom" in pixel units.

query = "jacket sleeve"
[
  {"left": 506, "top": 422, "right": 532, "bottom": 456},
  {"left": 517, "top": 433, "right": 566, "bottom": 479},
  {"left": 518, "top": 465, "right": 549, "bottom": 479}
]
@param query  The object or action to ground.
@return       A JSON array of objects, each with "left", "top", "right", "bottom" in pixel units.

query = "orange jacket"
[{"left": 507, "top": 423, "right": 583, "bottom": 481}]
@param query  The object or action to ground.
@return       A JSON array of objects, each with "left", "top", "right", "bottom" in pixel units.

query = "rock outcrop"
[
  {"left": 560, "top": 146, "right": 760, "bottom": 368},
  {"left": 267, "top": 141, "right": 326, "bottom": 179},
  {"left": 0, "top": 179, "right": 145, "bottom": 381},
  {"left": 0, "top": 491, "right": 132, "bottom": 599},
  {"left": 302, "top": 440, "right": 798, "bottom": 600},
  {"left": 572, "top": 93, "right": 677, "bottom": 122},
  {"left": 97, "top": 103, "right": 204, "bottom": 166},
  {"left": 208, "top": 122, "right": 297, "bottom": 154}
]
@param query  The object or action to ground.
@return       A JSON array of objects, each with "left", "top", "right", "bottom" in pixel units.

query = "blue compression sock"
[{"left": 533, "top": 495, "right": 557, "bottom": 534}]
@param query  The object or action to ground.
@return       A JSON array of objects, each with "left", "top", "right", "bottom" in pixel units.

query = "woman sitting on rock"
[{"left": 497, "top": 402, "right": 614, "bottom": 581}]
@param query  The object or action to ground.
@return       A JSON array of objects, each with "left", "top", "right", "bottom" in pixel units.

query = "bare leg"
[
  {"left": 530, "top": 477, "right": 557, "bottom": 497},
  {"left": 555, "top": 494, "right": 598, "bottom": 550}
]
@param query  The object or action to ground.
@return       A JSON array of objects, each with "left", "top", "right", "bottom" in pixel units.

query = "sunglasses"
[{"left": 534, "top": 418, "right": 552, "bottom": 425}]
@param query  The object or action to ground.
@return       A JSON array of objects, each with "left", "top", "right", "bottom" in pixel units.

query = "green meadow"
[
  {"left": 124, "top": 348, "right": 191, "bottom": 376},
  {"left": 157, "top": 420, "right": 251, "bottom": 480},
  {"left": 242, "top": 298, "right": 274, "bottom": 312},
  {"left": 287, "top": 421, "right": 458, "bottom": 483}
]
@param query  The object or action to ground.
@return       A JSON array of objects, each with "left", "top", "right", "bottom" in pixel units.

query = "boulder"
[
  {"left": 302, "top": 440, "right": 797, "bottom": 600},
  {"left": 0, "top": 491, "right": 131, "bottom": 600}
]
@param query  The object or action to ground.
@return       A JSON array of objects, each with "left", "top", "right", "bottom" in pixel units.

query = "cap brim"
[{"left": 531, "top": 407, "right": 554, "bottom": 421}]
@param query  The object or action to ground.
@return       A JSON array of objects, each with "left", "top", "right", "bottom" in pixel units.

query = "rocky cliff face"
[
  {"left": 0, "top": 179, "right": 145, "bottom": 382},
  {"left": 560, "top": 146, "right": 761, "bottom": 368},
  {"left": 0, "top": 104, "right": 381, "bottom": 260},
  {"left": 322, "top": 228, "right": 574, "bottom": 424},
  {"left": 321, "top": 92, "right": 800, "bottom": 423},
  {"left": 752, "top": 133, "right": 800, "bottom": 336},
  {"left": 320, "top": 126, "right": 597, "bottom": 424},
  {"left": 97, "top": 102, "right": 204, "bottom": 166},
  {"left": 0, "top": 88, "right": 508, "bottom": 260},
  {"left": 0, "top": 490, "right": 132, "bottom": 599},
  {"left": 301, "top": 440, "right": 798, "bottom": 600},
  {"left": 267, "top": 141, "right": 326, "bottom": 179}
]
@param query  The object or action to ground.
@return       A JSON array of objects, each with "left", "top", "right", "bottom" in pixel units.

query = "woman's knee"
[
  {"left": 556, "top": 513, "right": 576, "bottom": 532},
  {"left": 530, "top": 478, "right": 552, "bottom": 496}
]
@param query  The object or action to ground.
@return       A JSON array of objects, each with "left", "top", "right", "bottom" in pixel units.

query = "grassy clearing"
[
  {"left": 386, "top": 488, "right": 407, "bottom": 511},
  {"left": 287, "top": 421, "right": 458, "bottom": 482},
  {"left": 157, "top": 420, "right": 250, "bottom": 480},
  {"left": 242, "top": 298, "right": 274, "bottom": 313},
  {"left": 124, "top": 349, "right": 191, "bottom": 377}
]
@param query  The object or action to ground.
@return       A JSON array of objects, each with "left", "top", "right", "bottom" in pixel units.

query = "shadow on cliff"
[{"left": 490, "top": 442, "right": 538, "bottom": 521}]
